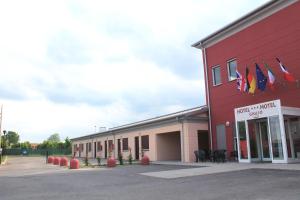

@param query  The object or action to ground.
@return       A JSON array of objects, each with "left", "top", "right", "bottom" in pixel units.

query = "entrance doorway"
[
  {"left": 197, "top": 130, "right": 209, "bottom": 153},
  {"left": 135, "top": 137, "right": 139, "bottom": 160},
  {"left": 247, "top": 119, "right": 271, "bottom": 162},
  {"left": 104, "top": 141, "right": 107, "bottom": 159},
  {"left": 94, "top": 142, "right": 97, "bottom": 158},
  {"left": 256, "top": 118, "right": 271, "bottom": 161},
  {"left": 257, "top": 120, "right": 271, "bottom": 161},
  {"left": 156, "top": 131, "right": 181, "bottom": 161},
  {"left": 117, "top": 139, "right": 121, "bottom": 157}
]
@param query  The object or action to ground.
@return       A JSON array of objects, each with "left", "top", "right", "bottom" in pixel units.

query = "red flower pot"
[
  {"left": 70, "top": 158, "right": 80, "bottom": 169},
  {"left": 53, "top": 157, "right": 61, "bottom": 165},
  {"left": 47, "top": 156, "right": 54, "bottom": 164},
  {"left": 141, "top": 155, "right": 150, "bottom": 165},
  {"left": 107, "top": 158, "right": 116, "bottom": 167}
]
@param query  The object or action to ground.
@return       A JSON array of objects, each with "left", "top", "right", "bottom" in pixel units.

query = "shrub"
[
  {"left": 96, "top": 157, "right": 101, "bottom": 166},
  {"left": 118, "top": 153, "right": 123, "bottom": 165},
  {"left": 128, "top": 147, "right": 133, "bottom": 164},
  {"left": 84, "top": 156, "right": 89, "bottom": 166}
]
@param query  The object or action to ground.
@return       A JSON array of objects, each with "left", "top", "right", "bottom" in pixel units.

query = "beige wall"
[
  {"left": 156, "top": 132, "right": 181, "bottom": 161},
  {"left": 72, "top": 120, "right": 208, "bottom": 162}
]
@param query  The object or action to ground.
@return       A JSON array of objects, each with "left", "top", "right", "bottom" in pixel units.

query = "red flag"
[{"left": 276, "top": 58, "right": 296, "bottom": 82}]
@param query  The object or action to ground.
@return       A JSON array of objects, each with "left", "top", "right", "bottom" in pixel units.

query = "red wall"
[{"left": 203, "top": 2, "right": 300, "bottom": 153}]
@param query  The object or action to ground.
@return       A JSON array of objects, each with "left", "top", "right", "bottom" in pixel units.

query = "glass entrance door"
[{"left": 258, "top": 120, "right": 271, "bottom": 161}]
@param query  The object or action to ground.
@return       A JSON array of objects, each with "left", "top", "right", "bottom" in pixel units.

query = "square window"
[
  {"left": 88, "top": 143, "right": 92, "bottom": 152},
  {"left": 141, "top": 135, "right": 149, "bottom": 150},
  {"left": 122, "top": 138, "right": 129, "bottom": 151},
  {"left": 97, "top": 141, "right": 102, "bottom": 152},
  {"left": 212, "top": 66, "right": 222, "bottom": 86},
  {"left": 227, "top": 59, "right": 237, "bottom": 81}
]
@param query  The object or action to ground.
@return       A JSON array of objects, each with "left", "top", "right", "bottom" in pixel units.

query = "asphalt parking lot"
[{"left": 0, "top": 157, "right": 300, "bottom": 200}]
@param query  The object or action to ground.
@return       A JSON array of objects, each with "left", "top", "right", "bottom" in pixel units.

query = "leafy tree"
[
  {"left": 47, "top": 133, "right": 60, "bottom": 143},
  {"left": 64, "top": 137, "right": 71, "bottom": 149},
  {"left": 6, "top": 131, "right": 20, "bottom": 147},
  {"left": 1, "top": 135, "right": 8, "bottom": 149},
  {"left": 20, "top": 141, "right": 31, "bottom": 149}
]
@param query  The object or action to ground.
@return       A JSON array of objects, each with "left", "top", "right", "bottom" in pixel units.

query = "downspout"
[
  {"left": 177, "top": 116, "right": 185, "bottom": 162},
  {"left": 202, "top": 43, "right": 213, "bottom": 151}
]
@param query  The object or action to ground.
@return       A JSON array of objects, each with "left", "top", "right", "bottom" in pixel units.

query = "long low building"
[{"left": 71, "top": 106, "right": 208, "bottom": 162}]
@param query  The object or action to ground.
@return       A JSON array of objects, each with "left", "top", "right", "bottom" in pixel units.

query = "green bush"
[
  {"left": 96, "top": 157, "right": 101, "bottom": 166},
  {"left": 118, "top": 153, "right": 123, "bottom": 165}
]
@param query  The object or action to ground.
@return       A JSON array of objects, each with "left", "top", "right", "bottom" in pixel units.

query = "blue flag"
[{"left": 255, "top": 63, "right": 267, "bottom": 91}]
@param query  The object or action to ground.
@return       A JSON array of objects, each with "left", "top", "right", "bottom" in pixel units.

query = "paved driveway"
[
  {"left": 0, "top": 157, "right": 300, "bottom": 200},
  {"left": 0, "top": 156, "right": 68, "bottom": 177}
]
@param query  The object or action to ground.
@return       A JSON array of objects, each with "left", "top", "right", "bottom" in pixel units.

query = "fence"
[{"left": 3, "top": 148, "right": 72, "bottom": 156}]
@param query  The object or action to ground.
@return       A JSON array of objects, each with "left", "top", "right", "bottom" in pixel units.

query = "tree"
[
  {"left": 20, "top": 141, "right": 31, "bottom": 149},
  {"left": 47, "top": 133, "right": 60, "bottom": 143},
  {"left": 6, "top": 131, "right": 20, "bottom": 147},
  {"left": 64, "top": 137, "right": 71, "bottom": 149}
]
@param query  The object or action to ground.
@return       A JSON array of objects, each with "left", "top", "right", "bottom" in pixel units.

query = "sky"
[{"left": 0, "top": 0, "right": 268, "bottom": 143}]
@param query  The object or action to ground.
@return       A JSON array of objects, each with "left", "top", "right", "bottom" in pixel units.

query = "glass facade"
[
  {"left": 248, "top": 120, "right": 258, "bottom": 159},
  {"left": 238, "top": 121, "right": 248, "bottom": 159},
  {"left": 269, "top": 116, "right": 284, "bottom": 160}
]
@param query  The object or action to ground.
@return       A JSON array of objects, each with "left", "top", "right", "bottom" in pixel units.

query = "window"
[
  {"left": 141, "top": 135, "right": 149, "bottom": 150},
  {"left": 238, "top": 121, "right": 248, "bottom": 159},
  {"left": 122, "top": 138, "right": 129, "bottom": 151},
  {"left": 269, "top": 116, "right": 284, "bottom": 160},
  {"left": 227, "top": 59, "right": 237, "bottom": 81},
  {"left": 108, "top": 140, "right": 113, "bottom": 151},
  {"left": 74, "top": 144, "right": 77, "bottom": 151},
  {"left": 97, "top": 141, "right": 102, "bottom": 152},
  {"left": 216, "top": 124, "right": 226, "bottom": 150},
  {"left": 79, "top": 144, "right": 84, "bottom": 152},
  {"left": 212, "top": 66, "right": 221, "bottom": 86},
  {"left": 88, "top": 142, "right": 92, "bottom": 152}
]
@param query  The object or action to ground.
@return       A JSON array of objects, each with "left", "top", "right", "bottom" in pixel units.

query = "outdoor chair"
[
  {"left": 213, "top": 150, "right": 226, "bottom": 163},
  {"left": 194, "top": 150, "right": 199, "bottom": 162},
  {"left": 230, "top": 150, "right": 238, "bottom": 161},
  {"left": 194, "top": 149, "right": 206, "bottom": 162},
  {"left": 198, "top": 149, "right": 206, "bottom": 162}
]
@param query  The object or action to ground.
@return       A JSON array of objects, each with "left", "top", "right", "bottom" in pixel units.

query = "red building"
[{"left": 193, "top": 0, "right": 300, "bottom": 163}]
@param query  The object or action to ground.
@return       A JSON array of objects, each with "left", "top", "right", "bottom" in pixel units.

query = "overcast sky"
[{"left": 0, "top": 0, "right": 268, "bottom": 142}]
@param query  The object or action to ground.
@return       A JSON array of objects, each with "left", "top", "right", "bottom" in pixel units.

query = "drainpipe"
[
  {"left": 177, "top": 116, "right": 185, "bottom": 162},
  {"left": 202, "top": 43, "right": 213, "bottom": 151}
]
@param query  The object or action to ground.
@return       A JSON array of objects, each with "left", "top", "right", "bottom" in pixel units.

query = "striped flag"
[
  {"left": 263, "top": 62, "right": 276, "bottom": 90},
  {"left": 276, "top": 58, "right": 295, "bottom": 82},
  {"left": 236, "top": 70, "right": 246, "bottom": 92},
  {"left": 246, "top": 66, "right": 256, "bottom": 94}
]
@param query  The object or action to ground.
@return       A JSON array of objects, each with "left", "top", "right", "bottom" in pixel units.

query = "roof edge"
[
  {"left": 192, "top": 0, "right": 295, "bottom": 49},
  {"left": 70, "top": 105, "right": 208, "bottom": 141}
]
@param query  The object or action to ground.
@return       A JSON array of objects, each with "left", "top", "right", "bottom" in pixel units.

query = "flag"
[
  {"left": 276, "top": 57, "right": 296, "bottom": 82},
  {"left": 263, "top": 62, "right": 276, "bottom": 90},
  {"left": 246, "top": 66, "right": 256, "bottom": 94},
  {"left": 236, "top": 70, "right": 246, "bottom": 92},
  {"left": 255, "top": 63, "right": 267, "bottom": 91}
]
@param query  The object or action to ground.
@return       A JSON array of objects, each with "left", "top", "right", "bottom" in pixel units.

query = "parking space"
[{"left": 0, "top": 157, "right": 300, "bottom": 200}]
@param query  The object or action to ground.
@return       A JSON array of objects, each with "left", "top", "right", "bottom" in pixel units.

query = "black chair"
[
  {"left": 194, "top": 149, "right": 206, "bottom": 162},
  {"left": 194, "top": 150, "right": 199, "bottom": 162},
  {"left": 213, "top": 150, "right": 226, "bottom": 163},
  {"left": 230, "top": 150, "right": 238, "bottom": 161},
  {"left": 198, "top": 149, "right": 206, "bottom": 162}
]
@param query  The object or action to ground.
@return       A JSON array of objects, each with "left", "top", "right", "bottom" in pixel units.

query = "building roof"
[
  {"left": 71, "top": 105, "right": 208, "bottom": 142},
  {"left": 192, "top": 0, "right": 296, "bottom": 49}
]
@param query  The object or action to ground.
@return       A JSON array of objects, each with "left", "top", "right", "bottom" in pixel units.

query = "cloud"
[{"left": 0, "top": 0, "right": 268, "bottom": 142}]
